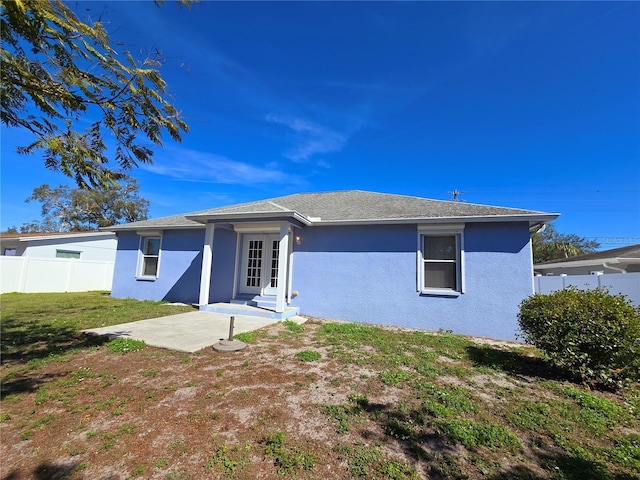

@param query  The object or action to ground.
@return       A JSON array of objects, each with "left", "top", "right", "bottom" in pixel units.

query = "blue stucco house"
[{"left": 107, "top": 190, "right": 558, "bottom": 341}]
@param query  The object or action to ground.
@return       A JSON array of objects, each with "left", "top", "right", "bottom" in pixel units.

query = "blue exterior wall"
[
  {"left": 111, "top": 228, "right": 239, "bottom": 304},
  {"left": 110, "top": 229, "right": 203, "bottom": 303},
  {"left": 110, "top": 221, "right": 534, "bottom": 340},
  {"left": 289, "top": 222, "right": 533, "bottom": 341},
  {"left": 208, "top": 228, "right": 238, "bottom": 303}
]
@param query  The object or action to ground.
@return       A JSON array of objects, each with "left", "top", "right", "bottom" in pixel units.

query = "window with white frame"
[
  {"left": 418, "top": 225, "right": 464, "bottom": 294},
  {"left": 56, "top": 249, "right": 81, "bottom": 259},
  {"left": 139, "top": 235, "right": 161, "bottom": 278}
]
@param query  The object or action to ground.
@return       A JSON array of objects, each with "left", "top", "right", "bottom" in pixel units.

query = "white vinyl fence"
[
  {"left": 0, "top": 256, "right": 114, "bottom": 294},
  {"left": 534, "top": 272, "right": 640, "bottom": 306}
]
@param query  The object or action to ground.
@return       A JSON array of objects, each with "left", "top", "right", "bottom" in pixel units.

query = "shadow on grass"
[
  {"left": 484, "top": 454, "right": 638, "bottom": 480},
  {"left": 465, "top": 345, "right": 569, "bottom": 382},
  {"left": 2, "top": 461, "right": 81, "bottom": 480},
  {"left": 1, "top": 372, "right": 65, "bottom": 399},
  {"left": 350, "top": 396, "right": 635, "bottom": 480},
  {"left": 1, "top": 315, "right": 109, "bottom": 368},
  {"left": 351, "top": 399, "right": 465, "bottom": 478}
]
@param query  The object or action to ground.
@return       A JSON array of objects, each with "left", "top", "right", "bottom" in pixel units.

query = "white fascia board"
[
  {"left": 616, "top": 257, "right": 640, "bottom": 263},
  {"left": 19, "top": 231, "right": 116, "bottom": 242},
  {"left": 105, "top": 224, "right": 204, "bottom": 232},
  {"left": 312, "top": 214, "right": 559, "bottom": 227},
  {"left": 105, "top": 212, "right": 557, "bottom": 231},
  {"left": 535, "top": 257, "right": 640, "bottom": 270}
]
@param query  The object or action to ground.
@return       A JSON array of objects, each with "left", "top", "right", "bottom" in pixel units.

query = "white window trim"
[
  {"left": 417, "top": 224, "right": 465, "bottom": 296},
  {"left": 136, "top": 234, "right": 162, "bottom": 281}
]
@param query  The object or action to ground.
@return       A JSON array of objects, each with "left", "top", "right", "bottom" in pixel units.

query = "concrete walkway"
[{"left": 84, "top": 310, "right": 306, "bottom": 353}]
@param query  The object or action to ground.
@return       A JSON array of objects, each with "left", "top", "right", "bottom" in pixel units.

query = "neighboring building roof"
[
  {"left": 0, "top": 231, "right": 115, "bottom": 242},
  {"left": 106, "top": 190, "right": 558, "bottom": 231},
  {"left": 534, "top": 244, "right": 640, "bottom": 272},
  {"left": 536, "top": 244, "right": 640, "bottom": 266}
]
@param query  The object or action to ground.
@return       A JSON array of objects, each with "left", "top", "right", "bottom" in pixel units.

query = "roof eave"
[
  {"left": 102, "top": 224, "right": 204, "bottom": 232},
  {"left": 16, "top": 231, "right": 116, "bottom": 242},
  {"left": 101, "top": 212, "right": 558, "bottom": 231},
  {"left": 534, "top": 257, "right": 640, "bottom": 270},
  {"left": 185, "top": 211, "right": 313, "bottom": 226},
  {"left": 312, "top": 213, "right": 559, "bottom": 227}
]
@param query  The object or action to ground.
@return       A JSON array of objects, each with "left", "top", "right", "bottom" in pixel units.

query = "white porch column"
[
  {"left": 198, "top": 223, "right": 215, "bottom": 306},
  {"left": 275, "top": 222, "right": 290, "bottom": 313}
]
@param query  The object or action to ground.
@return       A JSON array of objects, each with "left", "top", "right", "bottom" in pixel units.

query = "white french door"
[{"left": 240, "top": 234, "right": 280, "bottom": 296}]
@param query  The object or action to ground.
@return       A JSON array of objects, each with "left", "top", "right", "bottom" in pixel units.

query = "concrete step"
[
  {"left": 230, "top": 295, "right": 278, "bottom": 310},
  {"left": 200, "top": 302, "right": 299, "bottom": 320}
]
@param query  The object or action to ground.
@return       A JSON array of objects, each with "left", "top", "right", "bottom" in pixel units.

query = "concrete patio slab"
[{"left": 84, "top": 310, "right": 306, "bottom": 353}]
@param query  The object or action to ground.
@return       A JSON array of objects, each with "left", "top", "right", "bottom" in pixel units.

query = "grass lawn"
[{"left": 1, "top": 292, "right": 639, "bottom": 479}]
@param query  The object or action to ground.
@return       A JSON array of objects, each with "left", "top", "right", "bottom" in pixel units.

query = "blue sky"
[{"left": 1, "top": 1, "right": 639, "bottom": 249}]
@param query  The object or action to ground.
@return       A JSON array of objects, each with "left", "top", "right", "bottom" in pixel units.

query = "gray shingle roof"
[
  {"left": 106, "top": 213, "right": 203, "bottom": 230},
  {"left": 106, "top": 190, "right": 557, "bottom": 231}
]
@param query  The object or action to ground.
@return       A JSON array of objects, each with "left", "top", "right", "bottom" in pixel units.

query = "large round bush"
[{"left": 518, "top": 287, "right": 640, "bottom": 389}]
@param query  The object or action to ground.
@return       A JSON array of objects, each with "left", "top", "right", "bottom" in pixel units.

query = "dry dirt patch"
[
  {"left": 2, "top": 322, "right": 406, "bottom": 479},
  {"left": 2, "top": 319, "right": 638, "bottom": 480}
]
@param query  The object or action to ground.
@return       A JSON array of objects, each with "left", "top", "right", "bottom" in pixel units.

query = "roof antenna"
[{"left": 447, "top": 189, "right": 466, "bottom": 202}]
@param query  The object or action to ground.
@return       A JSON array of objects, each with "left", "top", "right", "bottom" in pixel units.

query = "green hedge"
[{"left": 518, "top": 287, "right": 640, "bottom": 389}]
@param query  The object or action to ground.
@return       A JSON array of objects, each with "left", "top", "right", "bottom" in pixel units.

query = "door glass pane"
[
  {"left": 270, "top": 240, "right": 279, "bottom": 287},
  {"left": 246, "top": 240, "right": 262, "bottom": 287},
  {"left": 424, "top": 262, "right": 456, "bottom": 289}
]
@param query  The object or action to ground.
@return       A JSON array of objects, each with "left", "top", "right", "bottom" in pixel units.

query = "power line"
[{"left": 463, "top": 189, "right": 639, "bottom": 195}]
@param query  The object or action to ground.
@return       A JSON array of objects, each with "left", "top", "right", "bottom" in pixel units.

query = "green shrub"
[{"left": 518, "top": 287, "right": 640, "bottom": 389}]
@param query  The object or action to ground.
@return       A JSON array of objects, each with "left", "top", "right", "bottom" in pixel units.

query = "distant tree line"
[
  {"left": 4, "top": 176, "right": 149, "bottom": 233},
  {"left": 532, "top": 223, "right": 599, "bottom": 263}
]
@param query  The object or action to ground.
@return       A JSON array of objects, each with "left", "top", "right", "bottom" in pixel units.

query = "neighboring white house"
[
  {"left": 533, "top": 244, "right": 640, "bottom": 306},
  {"left": 0, "top": 231, "right": 117, "bottom": 294},
  {"left": 534, "top": 244, "right": 640, "bottom": 276},
  {"left": 0, "top": 231, "right": 117, "bottom": 261}
]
